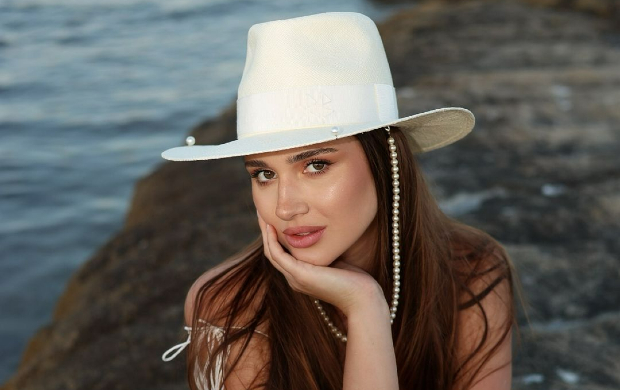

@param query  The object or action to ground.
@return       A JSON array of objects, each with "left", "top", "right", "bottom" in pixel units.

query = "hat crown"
[
  {"left": 160, "top": 12, "right": 475, "bottom": 162},
  {"left": 238, "top": 12, "right": 394, "bottom": 99}
]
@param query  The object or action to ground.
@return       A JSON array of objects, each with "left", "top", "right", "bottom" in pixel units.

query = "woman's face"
[{"left": 244, "top": 136, "right": 378, "bottom": 268}]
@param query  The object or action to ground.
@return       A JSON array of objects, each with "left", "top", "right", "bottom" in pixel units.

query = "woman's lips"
[{"left": 283, "top": 227, "right": 326, "bottom": 248}]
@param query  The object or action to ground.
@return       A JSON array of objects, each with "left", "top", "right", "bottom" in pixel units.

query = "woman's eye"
[
  {"left": 257, "top": 170, "right": 276, "bottom": 182},
  {"left": 306, "top": 162, "right": 326, "bottom": 173},
  {"left": 249, "top": 170, "right": 276, "bottom": 185}
]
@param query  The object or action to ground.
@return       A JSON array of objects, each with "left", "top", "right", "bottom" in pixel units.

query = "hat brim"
[{"left": 161, "top": 107, "right": 474, "bottom": 161}]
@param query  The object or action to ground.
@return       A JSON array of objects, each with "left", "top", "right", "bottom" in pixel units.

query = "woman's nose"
[{"left": 275, "top": 178, "right": 309, "bottom": 221}]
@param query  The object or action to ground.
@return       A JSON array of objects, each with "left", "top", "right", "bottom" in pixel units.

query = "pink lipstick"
[{"left": 283, "top": 226, "right": 326, "bottom": 248}]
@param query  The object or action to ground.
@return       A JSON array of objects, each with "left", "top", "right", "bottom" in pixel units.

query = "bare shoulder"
[
  {"left": 454, "top": 243, "right": 514, "bottom": 390},
  {"left": 184, "top": 258, "right": 241, "bottom": 328},
  {"left": 184, "top": 257, "right": 271, "bottom": 389},
  {"left": 184, "top": 256, "right": 270, "bottom": 333}
]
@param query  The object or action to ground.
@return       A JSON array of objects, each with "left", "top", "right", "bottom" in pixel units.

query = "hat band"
[{"left": 236, "top": 84, "right": 399, "bottom": 139}]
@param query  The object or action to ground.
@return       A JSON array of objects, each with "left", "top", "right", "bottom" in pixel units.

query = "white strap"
[
  {"left": 161, "top": 320, "right": 270, "bottom": 362},
  {"left": 161, "top": 326, "right": 192, "bottom": 362}
]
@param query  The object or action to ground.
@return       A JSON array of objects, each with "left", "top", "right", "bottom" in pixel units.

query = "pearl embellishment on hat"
[
  {"left": 185, "top": 136, "right": 195, "bottom": 146},
  {"left": 314, "top": 125, "right": 401, "bottom": 343},
  {"left": 331, "top": 126, "right": 339, "bottom": 137}
]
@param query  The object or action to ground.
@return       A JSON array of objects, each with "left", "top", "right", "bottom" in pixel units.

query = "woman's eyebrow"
[{"left": 244, "top": 147, "right": 339, "bottom": 168}]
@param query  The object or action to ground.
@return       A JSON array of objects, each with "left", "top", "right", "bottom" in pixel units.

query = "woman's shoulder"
[
  {"left": 447, "top": 222, "right": 511, "bottom": 273},
  {"left": 185, "top": 258, "right": 271, "bottom": 390},
  {"left": 184, "top": 259, "right": 236, "bottom": 327},
  {"left": 446, "top": 222, "right": 514, "bottom": 307},
  {"left": 184, "top": 256, "right": 269, "bottom": 335},
  {"left": 444, "top": 224, "right": 514, "bottom": 298}
]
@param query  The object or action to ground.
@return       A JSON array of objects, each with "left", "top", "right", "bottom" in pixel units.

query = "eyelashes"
[{"left": 249, "top": 159, "right": 333, "bottom": 186}]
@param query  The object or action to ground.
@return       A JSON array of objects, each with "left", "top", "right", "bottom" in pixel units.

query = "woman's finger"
[
  {"left": 256, "top": 212, "right": 299, "bottom": 275},
  {"left": 256, "top": 211, "right": 291, "bottom": 278},
  {"left": 256, "top": 211, "right": 272, "bottom": 260},
  {"left": 258, "top": 214, "right": 339, "bottom": 297},
  {"left": 265, "top": 223, "right": 298, "bottom": 280},
  {"left": 265, "top": 224, "right": 312, "bottom": 281},
  {"left": 263, "top": 222, "right": 308, "bottom": 289}
]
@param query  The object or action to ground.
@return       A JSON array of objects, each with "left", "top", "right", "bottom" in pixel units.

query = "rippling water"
[{"left": 0, "top": 0, "right": 408, "bottom": 381}]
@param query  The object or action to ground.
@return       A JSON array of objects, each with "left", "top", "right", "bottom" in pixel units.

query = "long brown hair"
[{"left": 186, "top": 126, "right": 519, "bottom": 390}]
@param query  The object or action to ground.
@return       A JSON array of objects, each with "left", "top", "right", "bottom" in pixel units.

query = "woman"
[{"left": 161, "top": 11, "right": 519, "bottom": 390}]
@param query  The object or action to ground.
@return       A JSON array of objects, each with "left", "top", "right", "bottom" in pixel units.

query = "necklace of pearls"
[{"left": 313, "top": 126, "right": 401, "bottom": 343}]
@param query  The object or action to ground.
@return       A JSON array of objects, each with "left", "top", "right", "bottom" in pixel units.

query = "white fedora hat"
[{"left": 161, "top": 12, "right": 474, "bottom": 162}]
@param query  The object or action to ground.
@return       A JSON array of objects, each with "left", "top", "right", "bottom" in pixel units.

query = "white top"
[{"left": 162, "top": 319, "right": 269, "bottom": 390}]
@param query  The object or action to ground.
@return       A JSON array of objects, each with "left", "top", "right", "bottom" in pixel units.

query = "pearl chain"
[{"left": 313, "top": 126, "right": 401, "bottom": 343}]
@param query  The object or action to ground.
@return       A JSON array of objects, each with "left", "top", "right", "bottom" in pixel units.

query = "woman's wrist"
[
  {"left": 343, "top": 281, "right": 390, "bottom": 320},
  {"left": 342, "top": 282, "right": 399, "bottom": 390}
]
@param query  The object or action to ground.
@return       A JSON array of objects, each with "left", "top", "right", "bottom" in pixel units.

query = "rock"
[
  {"left": 378, "top": 2, "right": 620, "bottom": 388},
  {"left": 512, "top": 311, "right": 620, "bottom": 390},
  {"left": 522, "top": 0, "right": 620, "bottom": 23},
  {"left": 3, "top": 1, "right": 619, "bottom": 389}
]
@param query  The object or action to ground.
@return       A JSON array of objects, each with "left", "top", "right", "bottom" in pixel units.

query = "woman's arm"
[
  {"left": 343, "top": 283, "right": 399, "bottom": 390},
  {"left": 258, "top": 214, "right": 401, "bottom": 389},
  {"left": 455, "top": 264, "right": 514, "bottom": 390}
]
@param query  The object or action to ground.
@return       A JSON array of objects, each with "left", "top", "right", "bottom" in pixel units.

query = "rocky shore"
[{"left": 2, "top": 0, "right": 619, "bottom": 389}]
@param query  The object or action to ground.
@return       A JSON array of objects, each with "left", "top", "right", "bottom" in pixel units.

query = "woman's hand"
[{"left": 257, "top": 211, "right": 385, "bottom": 317}]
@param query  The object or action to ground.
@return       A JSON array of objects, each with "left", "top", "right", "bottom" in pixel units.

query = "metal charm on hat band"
[{"left": 331, "top": 126, "right": 339, "bottom": 138}]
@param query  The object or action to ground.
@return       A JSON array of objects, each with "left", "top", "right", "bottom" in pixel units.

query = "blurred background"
[{"left": 1, "top": 0, "right": 619, "bottom": 389}]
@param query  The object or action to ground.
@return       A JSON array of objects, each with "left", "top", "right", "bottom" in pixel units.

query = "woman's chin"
[{"left": 288, "top": 248, "right": 335, "bottom": 267}]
